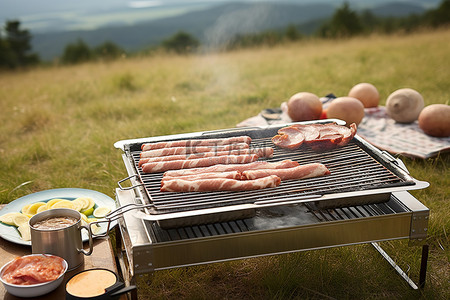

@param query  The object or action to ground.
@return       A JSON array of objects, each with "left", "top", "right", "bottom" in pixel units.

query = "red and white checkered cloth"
[{"left": 237, "top": 102, "right": 450, "bottom": 159}]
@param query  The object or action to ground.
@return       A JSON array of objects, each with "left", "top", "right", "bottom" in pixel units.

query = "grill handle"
[
  {"left": 117, "top": 175, "right": 144, "bottom": 190},
  {"left": 89, "top": 202, "right": 155, "bottom": 237}
]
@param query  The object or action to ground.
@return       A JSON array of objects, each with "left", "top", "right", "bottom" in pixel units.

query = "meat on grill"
[
  {"left": 241, "top": 163, "right": 330, "bottom": 181},
  {"left": 142, "top": 154, "right": 259, "bottom": 173},
  {"left": 162, "top": 171, "right": 243, "bottom": 182},
  {"left": 163, "top": 159, "right": 299, "bottom": 177},
  {"left": 140, "top": 143, "right": 250, "bottom": 158},
  {"left": 160, "top": 175, "right": 281, "bottom": 192},
  {"left": 138, "top": 147, "right": 274, "bottom": 167},
  {"left": 272, "top": 123, "right": 357, "bottom": 150},
  {"left": 141, "top": 136, "right": 252, "bottom": 151},
  {"left": 271, "top": 126, "right": 305, "bottom": 149}
]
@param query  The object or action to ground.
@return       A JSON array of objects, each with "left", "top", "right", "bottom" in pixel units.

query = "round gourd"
[
  {"left": 386, "top": 88, "right": 424, "bottom": 123},
  {"left": 326, "top": 97, "right": 365, "bottom": 126},
  {"left": 348, "top": 82, "right": 380, "bottom": 108},
  {"left": 418, "top": 104, "right": 450, "bottom": 137},
  {"left": 287, "top": 92, "right": 322, "bottom": 121}
]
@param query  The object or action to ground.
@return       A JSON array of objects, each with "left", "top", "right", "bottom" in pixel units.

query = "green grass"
[{"left": 0, "top": 29, "right": 449, "bottom": 299}]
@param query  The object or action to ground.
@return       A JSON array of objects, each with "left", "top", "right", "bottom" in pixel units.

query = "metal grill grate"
[{"left": 130, "top": 137, "right": 413, "bottom": 214}]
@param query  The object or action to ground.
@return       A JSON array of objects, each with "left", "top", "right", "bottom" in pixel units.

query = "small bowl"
[{"left": 0, "top": 254, "right": 68, "bottom": 298}]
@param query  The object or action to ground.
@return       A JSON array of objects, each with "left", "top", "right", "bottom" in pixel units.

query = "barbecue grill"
[{"left": 112, "top": 120, "right": 430, "bottom": 298}]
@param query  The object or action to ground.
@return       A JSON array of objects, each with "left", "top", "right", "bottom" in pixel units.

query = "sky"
[{"left": 0, "top": 0, "right": 441, "bottom": 34}]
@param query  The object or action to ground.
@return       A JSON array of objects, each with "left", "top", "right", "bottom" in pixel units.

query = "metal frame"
[{"left": 113, "top": 189, "right": 429, "bottom": 299}]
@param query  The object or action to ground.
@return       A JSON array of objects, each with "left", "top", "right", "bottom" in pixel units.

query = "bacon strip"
[
  {"left": 140, "top": 143, "right": 250, "bottom": 158},
  {"left": 142, "top": 136, "right": 252, "bottom": 151},
  {"left": 160, "top": 175, "right": 281, "bottom": 192},
  {"left": 163, "top": 159, "right": 299, "bottom": 177},
  {"left": 142, "top": 154, "right": 258, "bottom": 173},
  {"left": 162, "top": 171, "right": 243, "bottom": 182},
  {"left": 138, "top": 147, "right": 273, "bottom": 167},
  {"left": 242, "top": 163, "right": 330, "bottom": 181}
]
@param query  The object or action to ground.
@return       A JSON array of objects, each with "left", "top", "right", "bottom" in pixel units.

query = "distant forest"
[{"left": 1, "top": 0, "right": 449, "bottom": 69}]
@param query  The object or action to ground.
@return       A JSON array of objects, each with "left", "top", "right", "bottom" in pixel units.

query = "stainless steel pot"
[{"left": 29, "top": 208, "right": 93, "bottom": 270}]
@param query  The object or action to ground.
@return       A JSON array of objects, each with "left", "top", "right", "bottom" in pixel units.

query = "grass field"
[{"left": 0, "top": 28, "right": 449, "bottom": 299}]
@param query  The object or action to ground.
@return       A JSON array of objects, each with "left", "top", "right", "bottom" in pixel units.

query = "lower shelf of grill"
[{"left": 115, "top": 189, "right": 428, "bottom": 275}]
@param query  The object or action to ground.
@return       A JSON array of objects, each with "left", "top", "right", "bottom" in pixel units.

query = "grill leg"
[
  {"left": 419, "top": 244, "right": 429, "bottom": 288},
  {"left": 371, "top": 242, "right": 426, "bottom": 290}
]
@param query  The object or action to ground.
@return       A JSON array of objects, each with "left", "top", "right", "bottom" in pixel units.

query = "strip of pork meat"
[
  {"left": 272, "top": 123, "right": 357, "bottom": 150},
  {"left": 138, "top": 147, "right": 274, "bottom": 167},
  {"left": 241, "top": 163, "right": 330, "bottom": 181},
  {"left": 142, "top": 154, "right": 258, "bottom": 173},
  {"left": 161, "top": 171, "right": 243, "bottom": 182},
  {"left": 162, "top": 159, "right": 299, "bottom": 177},
  {"left": 160, "top": 175, "right": 281, "bottom": 192},
  {"left": 140, "top": 143, "right": 249, "bottom": 158},
  {"left": 141, "top": 136, "right": 252, "bottom": 151}
]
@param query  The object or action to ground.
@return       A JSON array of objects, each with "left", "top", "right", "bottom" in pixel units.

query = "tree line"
[{"left": 1, "top": 0, "right": 449, "bottom": 69}]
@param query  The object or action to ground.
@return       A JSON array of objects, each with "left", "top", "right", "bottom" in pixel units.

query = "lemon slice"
[
  {"left": 71, "top": 200, "right": 83, "bottom": 212},
  {"left": 0, "top": 212, "right": 24, "bottom": 226},
  {"left": 76, "top": 197, "right": 95, "bottom": 211},
  {"left": 13, "top": 214, "right": 30, "bottom": 227},
  {"left": 90, "top": 223, "right": 102, "bottom": 235},
  {"left": 80, "top": 213, "right": 89, "bottom": 224},
  {"left": 36, "top": 204, "right": 49, "bottom": 214},
  {"left": 73, "top": 197, "right": 92, "bottom": 211},
  {"left": 50, "top": 200, "right": 75, "bottom": 210},
  {"left": 46, "top": 198, "right": 65, "bottom": 208},
  {"left": 18, "top": 224, "right": 31, "bottom": 241},
  {"left": 27, "top": 202, "right": 47, "bottom": 215},
  {"left": 93, "top": 207, "right": 111, "bottom": 218},
  {"left": 21, "top": 204, "right": 31, "bottom": 214}
]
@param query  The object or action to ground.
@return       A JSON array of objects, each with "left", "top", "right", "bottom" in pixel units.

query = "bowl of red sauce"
[{"left": 0, "top": 254, "right": 68, "bottom": 298}]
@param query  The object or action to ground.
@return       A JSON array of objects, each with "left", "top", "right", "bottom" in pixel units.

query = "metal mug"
[{"left": 29, "top": 208, "right": 93, "bottom": 270}]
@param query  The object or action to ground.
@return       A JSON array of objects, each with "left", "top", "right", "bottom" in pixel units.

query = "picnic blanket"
[{"left": 237, "top": 95, "right": 450, "bottom": 159}]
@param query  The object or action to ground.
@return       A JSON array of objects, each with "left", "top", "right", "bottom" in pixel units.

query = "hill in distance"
[{"left": 31, "top": 1, "right": 425, "bottom": 61}]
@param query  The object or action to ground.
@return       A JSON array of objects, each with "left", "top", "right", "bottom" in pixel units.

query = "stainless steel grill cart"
[{"left": 112, "top": 121, "right": 430, "bottom": 298}]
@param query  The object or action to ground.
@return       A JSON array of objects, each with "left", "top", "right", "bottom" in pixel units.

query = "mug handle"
[{"left": 78, "top": 225, "right": 93, "bottom": 256}]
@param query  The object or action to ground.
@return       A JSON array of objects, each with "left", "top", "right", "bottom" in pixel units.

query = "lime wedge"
[
  {"left": 93, "top": 207, "right": 111, "bottom": 218},
  {"left": 81, "top": 207, "right": 94, "bottom": 216}
]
